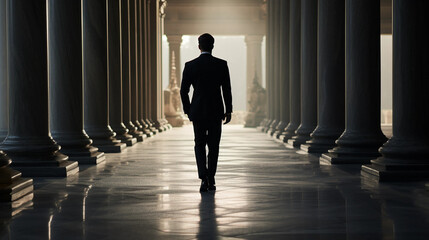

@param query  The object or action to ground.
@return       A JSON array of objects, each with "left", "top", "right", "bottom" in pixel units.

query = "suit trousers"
[{"left": 192, "top": 119, "right": 222, "bottom": 183}]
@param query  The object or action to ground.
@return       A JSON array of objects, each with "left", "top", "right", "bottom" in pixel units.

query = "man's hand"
[{"left": 223, "top": 113, "right": 232, "bottom": 125}]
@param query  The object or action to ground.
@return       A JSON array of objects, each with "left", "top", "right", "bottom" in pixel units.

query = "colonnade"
[
  {"left": 260, "top": 0, "right": 429, "bottom": 182},
  {"left": 0, "top": 0, "right": 170, "bottom": 202}
]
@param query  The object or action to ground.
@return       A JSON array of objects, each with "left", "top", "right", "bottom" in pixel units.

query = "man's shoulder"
[
  {"left": 211, "top": 56, "right": 227, "bottom": 65},
  {"left": 185, "top": 55, "right": 227, "bottom": 67},
  {"left": 185, "top": 57, "right": 199, "bottom": 66}
]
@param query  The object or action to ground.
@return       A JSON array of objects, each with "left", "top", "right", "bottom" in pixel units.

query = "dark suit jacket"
[{"left": 180, "top": 54, "right": 233, "bottom": 121}]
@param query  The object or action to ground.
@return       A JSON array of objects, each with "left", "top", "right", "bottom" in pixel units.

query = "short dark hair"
[{"left": 198, "top": 33, "right": 214, "bottom": 51}]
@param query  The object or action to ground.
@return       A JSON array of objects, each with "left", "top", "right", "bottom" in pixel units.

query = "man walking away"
[{"left": 180, "top": 33, "right": 233, "bottom": 192}]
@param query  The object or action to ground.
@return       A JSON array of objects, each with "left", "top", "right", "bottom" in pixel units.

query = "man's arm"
[
  {"left": 180, "top": 63, "right": 191, "bottom": 115},
  {"left": 221, "top": 61, "right": 233, "bottom": 124}
]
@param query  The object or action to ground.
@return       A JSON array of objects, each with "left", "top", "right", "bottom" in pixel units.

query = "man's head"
[{"left": 198, "top": 33, "right": 214, "bottom": 52}]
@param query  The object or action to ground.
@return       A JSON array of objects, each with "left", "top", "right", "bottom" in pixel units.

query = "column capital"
[{"left": 166, "top": 34, "right": 182, "bottom": 44}]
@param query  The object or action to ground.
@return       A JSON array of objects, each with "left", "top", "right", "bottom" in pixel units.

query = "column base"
[
  {"left": 320, "top": 153, "right": 373, "bottom": 165},
  {"left": 143, "top": 130, "right": 154, "bottom": 138},
  {"left": 154, "top": 120, "right": 166, "bottom": 132},
  {"left": 95, "top": 142, "right": 126, "bottom": 153},
  {"left": 300, "top": 142, "right": 334, "bottom": 154},
  {"left": 279, "top": 123, "right": 299, "bottom": 143},
  {"left": 60, "top": 146, "right": 106, "bottom": 165},
  {"left": 278, "top": 132, "right": 294, "bottom": 143},
  {"left": 284, "top": 139, "right": 301, "bottom": 149},
  {"left": 139, "top": 120, "right": 155, "bottom": 137},
  {"left": 162, "top": 118, "right": 172, "bottom": 130},
  {"left": 273, "top": 137, "right": 284, "bottom": 143},
  {"left": 0, "top": 168, "right": 33, "bottom": 202},
  {"left": 150, "top": 127, "right": 159, "bottom": 135},
  {"left": 324, "top": 131, "right": 387, "bottom": 165},
  {"left": 286, "top": 134, "right": 313, "bottom": 149},
  {"left": 300, "top": 126, "right": 344, "bottom": 154},
  {"left": 273, "top": 121, "right": 288, "bottom": 139},
  {"left": 256, "top": 119, "right": 267, "bottom": 131},
  {"left": 287, "top": 125, "right": 316, "bottom": 149},
  {"left": 133, "top": 120, "right": 144, "bottom": 131},
  {"left": 116, "top": 135, "right": 137, "bottom": 146},
  {"left": 8, "top": 152, "right": 79, "bottom": 177},
  {"left": 130, "top": 131, "right": 145, "bottom": 142},
  {"left": 320, "top": 147, "right": 381, "bottom": 165},
  {"left": 267, "top": 120, "right": 279, "bottom": 136},
  {"left": 111, "top": 125, "right": 137, "bottom": 146},
  {"left": 12, "top": 161, "right": 78, "bottom": 177},
  {"left": 262, "top": 119, "right": 272, "bottom": 133},
  {"left": 361, "top": 157, "right": 429, "bottom": 182},
  {"left": 138, "top": 127, "right": 154, "bottom": 137},
  {"left": 68, "top": 151, "right": 105, "bottom": 165},
  {"left": 86, "top": 126, "right": 127, "bottom": 153}
]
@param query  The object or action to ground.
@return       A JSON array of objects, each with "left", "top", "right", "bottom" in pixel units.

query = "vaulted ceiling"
[{"left": 164, "top": 0, "right": 266, "bottom": 36}]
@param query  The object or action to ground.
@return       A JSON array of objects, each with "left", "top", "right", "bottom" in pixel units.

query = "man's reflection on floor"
[{"left": 197, "top": 192, "right": 218, "bottom": 240}]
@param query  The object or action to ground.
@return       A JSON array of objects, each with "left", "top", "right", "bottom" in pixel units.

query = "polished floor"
[{"left": 1, "top": 125, "right": 429, "bottom": 240}]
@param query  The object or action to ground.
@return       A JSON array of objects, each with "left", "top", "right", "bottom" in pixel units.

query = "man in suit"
[{"left": 180, "top": 33, "right": 233, "bottom": 192}]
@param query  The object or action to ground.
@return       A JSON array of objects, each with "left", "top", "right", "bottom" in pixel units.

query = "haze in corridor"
[{"left": 162, "top": 35, "right": 266, "bottom": 111}]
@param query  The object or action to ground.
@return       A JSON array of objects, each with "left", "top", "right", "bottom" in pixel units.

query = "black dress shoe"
[
  {"left": 208, "top": 184, "right": 216, "bottom": 191},
  {"left": 200, "top": 179, "right": 208, "bottom": 192},
  {"left": 208, "top": 177, "right": 216, "bottom": 191}
]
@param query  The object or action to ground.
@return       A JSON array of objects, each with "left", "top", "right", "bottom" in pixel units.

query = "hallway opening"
[{"left": 162, "top": 35, "right": 266, "bottom": 124}]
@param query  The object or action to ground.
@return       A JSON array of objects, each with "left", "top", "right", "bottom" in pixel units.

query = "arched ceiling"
[
  {"left": 164, "top": 0, "right": 266, "bottom": 36},
  {"left": 164, "top": 0, "right": 391, "bottom": 36}
]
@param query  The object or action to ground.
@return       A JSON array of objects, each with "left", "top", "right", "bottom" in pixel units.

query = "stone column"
[
  {"left": 83, "top": 0, "right": 126, "bottom": 153},
  {"left": 0, "top": 0, "right": 33, "bottom": 202},
  {"left": 321, "top": 0, "right": 387, "bottom": 164},
  {"left": 129, "top": 0, "right": 146, "bottom": 141},
  {"left": 0, "top": 149, "right": 33, "bottom": 202},
  {"left": 245, "top": 35, "right": 264, "bottom": 111},
  {"left": 159, "top": 0, "right": 170, "bottom": 130},
  {"left": 144, "top": 0, "right": 158, "bottom": 135},
  {"left": 362, "top": 0, "right": 429, "bottom": 181},
  {"left": 108, "top": 0, "right": 137, "bottom": 146},
  {"left": 273, "top": 0, "right": 290, "bottom": 139},
  {"left": 0, "top": 0, "right": 7, "bottom": 142},
  {"left": 49, "top": 0, "right": 105, "bottom": 165},
  {"left": 279, "top": 0, "right": 301, "bottom": 142},
  {"left": 121, "top": 0, "right": 144, "bottom": 142},
  {"left": 286, "top": 0, "right": 317, "bottom": 148},
  {"left": 0, "top": 0, "right": 78, "bottom": 176},
  {"left": 260, "top": 0, "right": 273, "bottom": 132},
  {"left": 149, "top": 0, "right": 165, "bottom": 132},
  {"left": 137, "top": 0, "right": 153, "bottom": 136},
  {"left": 140, "top": 0, "right": 156, "bottom": 136},
  {"left": 267, "top": 0, "right": 281, "bottom": 135},
  {"left": 300, "top": 0, "right": 345, "bottom": 154},
  {"left": 129, "top": 0, "right": 145, "bottom": 141}
]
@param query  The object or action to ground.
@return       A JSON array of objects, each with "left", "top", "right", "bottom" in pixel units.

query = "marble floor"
[{"left": 1, "top": 125, "right": 429, "bottom": 240}]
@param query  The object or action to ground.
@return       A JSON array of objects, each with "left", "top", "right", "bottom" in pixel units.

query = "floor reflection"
[
  {"left": 1, "top": 126, "right": 429, "bottom": 239},
  {"left": 197, "top": 192, "right": 218, "bottom": 240}
]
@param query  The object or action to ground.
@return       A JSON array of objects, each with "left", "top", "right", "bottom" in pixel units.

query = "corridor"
[{"left": 1, "top": 126, "right": 429, "bottom": 239}]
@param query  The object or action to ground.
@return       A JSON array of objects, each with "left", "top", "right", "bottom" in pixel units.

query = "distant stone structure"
[
  {"left": 245, "top": 74, "right": 266, "bottom": 127},
  {"left": 164, "top": 51, "right": 186, "bottom": 127}
]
